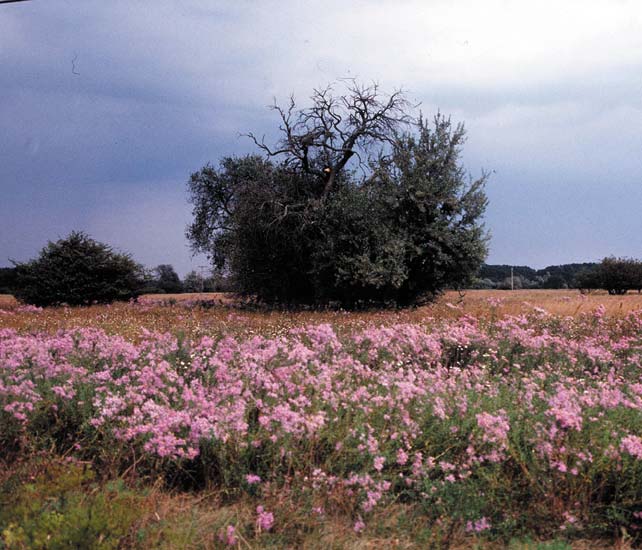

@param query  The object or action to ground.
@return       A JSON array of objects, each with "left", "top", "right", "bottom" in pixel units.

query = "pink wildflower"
[
  {"left": 256, "top": 505, "right": 274, "bottom": 531},
  {"left": 466, "top": 517, "right": 491, "bottom": 533},
  {"left": 621, "top": 435, "right": 642, "bottom": 459},
  {"left": 218, "top": 525, "right": 237, "bottom": 546},
  {"left": 354, "top": 517, "right": 366, "bottom": 533},
  {"left": 396, "top": 448, "right": 409, "bottom": 465}
]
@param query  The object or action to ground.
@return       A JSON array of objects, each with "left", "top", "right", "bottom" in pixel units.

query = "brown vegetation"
[{"left": 2, "top": 290, "right": 642, "bottom": 340}]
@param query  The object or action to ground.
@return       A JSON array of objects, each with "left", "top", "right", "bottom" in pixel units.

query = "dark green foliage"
[
  {"left": 476, "top": 263, "right": 599, "bottom": 290},
  {"left": 575, "top": 257, "right": 642, "bottom": 294},
  {"left": 307, "top": 116, "right": 489, "bottom": 306},
  {"left": 541, "top": 263, "right": 598, "bottom": 288},
  {"left": 0, "top": 267, "right": 17, "bottom": 294},
  {"left": 574, "top": 267, "right": 603, "bottom": 293},
  {"left": 187, "top": 156, "right": 320, "bottom": 303},
  {"left": 205, "top": 270, "right": 235, "bottom": 292},
  {"left": 479, "top": 265, "right": 537, "bottom": 282},
  {"left": 539, "top": 273, "right": 567, "bottom": 289},
  {"left": 385, "top": 117, "right": 489, "bottom": 300},
  {"left": 12, "top": 232, "right": 144, "bottom": 306},
  {"left": 186, "top": 84, "right": 488, "bottom": 307},
  {"left": 153, "top": 264, "right": 183, "bottom": 294},
  {"left": 182, "top": 270, "right": 204, "bottom": 292}
]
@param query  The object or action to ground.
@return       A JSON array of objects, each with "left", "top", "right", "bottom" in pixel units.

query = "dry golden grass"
[
  {"left": 147, "top": 289, "right": 642, "bottom": 318},
  {"left": 1, "top": 452, "right": 631, "bottom": 550},
  {"left": 0, "top": 295, "right": 17, "bottom": 308},
  {"left": 2, "top": 289, "right": 642, "bottom": 340},
  {"left": 439, "top": 289, "right": 642, "bottom": 318}
]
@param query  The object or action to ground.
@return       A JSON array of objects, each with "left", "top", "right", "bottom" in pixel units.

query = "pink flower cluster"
[{"left": 3, "top": 306, "right": 642, "bottom": 531}]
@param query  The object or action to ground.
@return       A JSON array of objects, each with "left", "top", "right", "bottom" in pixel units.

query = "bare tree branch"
[{"left": 246, "top": 81, "right": 416, "bottom": 203}]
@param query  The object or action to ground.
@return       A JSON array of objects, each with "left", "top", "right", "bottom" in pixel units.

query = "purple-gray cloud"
[{"left": 2, "top": 0, "right": 642, "bottom": 275}]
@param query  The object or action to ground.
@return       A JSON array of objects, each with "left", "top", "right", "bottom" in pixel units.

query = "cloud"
[
  {"left": 84, "top": 180, "right": 208, "bottom": 276},
  {"left": 2, "top": 0, "right": 642, "bottom": 270}
]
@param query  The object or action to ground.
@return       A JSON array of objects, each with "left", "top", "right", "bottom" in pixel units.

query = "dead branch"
[{"left": 246, "top": 81, "right": 415, "bottom": 202}]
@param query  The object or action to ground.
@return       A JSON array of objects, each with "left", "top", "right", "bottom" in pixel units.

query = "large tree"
[{"left": 187, "top": 82, "right": 489, "bottom": 307}]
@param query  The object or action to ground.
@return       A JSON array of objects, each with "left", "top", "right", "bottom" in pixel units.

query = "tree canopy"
[{"left": 187, "top": 82, "right": 489, "bottom": 307}]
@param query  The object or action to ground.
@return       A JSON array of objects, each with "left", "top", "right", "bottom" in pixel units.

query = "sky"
[{"left": 2, "top": 0, "right": 642, "bottom": 275}]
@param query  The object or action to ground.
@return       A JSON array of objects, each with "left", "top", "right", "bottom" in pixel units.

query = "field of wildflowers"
[{"left": 2, "top": 292, "right": 642, "bottom": 548}]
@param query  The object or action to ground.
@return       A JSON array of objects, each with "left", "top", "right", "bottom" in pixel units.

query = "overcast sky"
[{"left": 2, "top": 0, "right": 642, "bottom": 275}]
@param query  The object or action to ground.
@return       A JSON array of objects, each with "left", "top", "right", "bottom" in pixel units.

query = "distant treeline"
[
  {"left": 2, "top": 260, "right": 639, "bottom": 297},
  {"left": 0, "top": 262, "right": 598, "bottom": 295},
  {"left": 0, "top": 264, "right": 233, "bottom": 296},
  {"left": 473, "top": 263, "right": 598, "bottom": 290}
]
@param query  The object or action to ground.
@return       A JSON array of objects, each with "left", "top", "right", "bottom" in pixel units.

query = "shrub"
[
  {"left": 575, "top": 257, "right": 642, "bottom": 294},
  {"left": 12, "top": 232, "right": 144, "bottom": 306}
]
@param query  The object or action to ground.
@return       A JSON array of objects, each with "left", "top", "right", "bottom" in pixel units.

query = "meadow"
[{"left": 2, "top": 290, "right": 642, "bottom": 549}]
